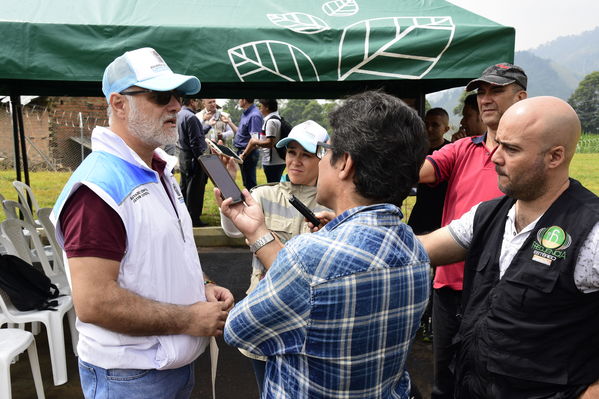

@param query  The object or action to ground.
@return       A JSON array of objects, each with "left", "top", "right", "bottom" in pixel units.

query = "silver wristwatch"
[{"left": 249, "top": 232, "right": 275, "bottom": 253}]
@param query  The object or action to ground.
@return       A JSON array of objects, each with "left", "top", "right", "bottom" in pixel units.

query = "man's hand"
[
  {"left": 184, "top": 301, "right": 229, "bottom": 337},
  {"left": 309, "top": 210, "right": 336, "bottom": 232},
  {"left": 203, "top": 111, "right": 214, "bottom": 121},
  {"left": 205, "top": 284, "right": 234, "bottom": 311},
  {"left": 215, "top": 188, "right": 268, "bottom": 241}
]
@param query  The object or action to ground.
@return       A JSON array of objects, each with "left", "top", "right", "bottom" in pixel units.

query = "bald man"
[{"left": 420, "top": 97, "right": 599, "bottom": 398}]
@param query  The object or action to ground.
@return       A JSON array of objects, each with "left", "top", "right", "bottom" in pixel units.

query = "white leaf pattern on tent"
[
  {"left": 267, "top": 12, "right": 330, "bottom": 34},
  {"left": 322, "top": 0, "right": 359, "bottom": 17},
  {"left": 338, "top": 16, "right": 455, "bottom": 81},
  {"left": 228, "top": 40, "right": 320, "bottom": 82}
]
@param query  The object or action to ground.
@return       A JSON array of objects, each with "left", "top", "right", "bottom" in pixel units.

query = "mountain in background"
[
  {"left": 428, "top": 26, "right": 599, "bottom": 127},
  {"left": 514, "top": 51, "right": 580, "bottom": 99},
  {"left": 533, "top": 27, "right": 599, "bottom": 77}
]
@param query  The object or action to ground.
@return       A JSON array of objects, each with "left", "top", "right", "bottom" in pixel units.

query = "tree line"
[
  {"left": 221, "top": 99, "right": 339, "bottom": 132},
  {"left": 220, "top": 72, "right": 599, "bottom": 136}
]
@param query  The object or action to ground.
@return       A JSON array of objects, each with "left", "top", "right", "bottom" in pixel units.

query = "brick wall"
[
  {"left": 0, "top": 96, "right": 107, "bottom": 171},
  {"left": 0, "top": 101, "right": 50, "bottom": 169}
]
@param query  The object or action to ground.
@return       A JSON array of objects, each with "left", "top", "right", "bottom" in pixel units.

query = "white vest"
[{"left": 52, "top": 127, "right": 208, "bottom": 370}]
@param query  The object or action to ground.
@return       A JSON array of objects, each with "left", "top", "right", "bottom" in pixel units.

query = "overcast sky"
[{"left": 447, "top": 0, "right": 599, "bottom": 50}]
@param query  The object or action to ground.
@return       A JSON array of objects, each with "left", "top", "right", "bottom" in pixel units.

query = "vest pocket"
[
  {"left": 504, "top": 260, "right": 560, "bottom": 293},
  {"left": 485, "top": 344, "right": 568, "bottom": 385}
]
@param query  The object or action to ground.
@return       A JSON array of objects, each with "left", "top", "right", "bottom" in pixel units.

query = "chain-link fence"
[{"left": 1, "top": 97, "right": 107, "bottom": 172}]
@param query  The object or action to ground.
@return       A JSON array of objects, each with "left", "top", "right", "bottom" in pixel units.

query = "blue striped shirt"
[{"left": 224, "top": 204, "right": 430, "bottom": 399}]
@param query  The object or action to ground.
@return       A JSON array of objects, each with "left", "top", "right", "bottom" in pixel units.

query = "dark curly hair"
[{"left": 328, "top": 91, "right": 427, "bottom": 207}]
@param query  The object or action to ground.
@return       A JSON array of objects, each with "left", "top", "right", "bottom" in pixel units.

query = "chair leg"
[
  {"left": 27, "top": 338, "right": 46, "bottom": 399},
  {"left": 45, "top": 316, "right": 68, "bottom": 385},
  {"left": 32, "top": 321, "right": 41, "bottom": 335},
  {"left": 0, "top": 357, "right": 13, "bottom": 399},
  {"left": 67, "top": 308, "right": 78, "bottom": 356}
]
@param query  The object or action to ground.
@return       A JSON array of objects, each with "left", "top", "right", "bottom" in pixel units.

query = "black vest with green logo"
[{"left": 457, "top": 179, "right": 599, "bottom": 387}]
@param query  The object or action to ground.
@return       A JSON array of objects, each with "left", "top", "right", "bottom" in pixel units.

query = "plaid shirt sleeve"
[{"left": 224, "top": 243, "right": 311, "bottom": 356}]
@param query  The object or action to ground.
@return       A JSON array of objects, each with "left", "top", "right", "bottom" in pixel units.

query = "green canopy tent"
[{"left": 0, "top": 0, "right": 514, "bottom": 182}]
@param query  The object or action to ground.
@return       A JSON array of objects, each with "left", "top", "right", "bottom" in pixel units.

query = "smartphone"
[
  {"left": 288, "top": 195, "right": 321, "bottom": 226},
  {"left": 205, "top": 138, "right": 243, "bottom": 164},
  {"left": 199, "top": 154, "right": 244, "bottom": 204}
]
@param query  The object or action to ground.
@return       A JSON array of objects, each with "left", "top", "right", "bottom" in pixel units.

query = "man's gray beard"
[{"left": 127, "top": 97, "right": 178, "bottom": 148}]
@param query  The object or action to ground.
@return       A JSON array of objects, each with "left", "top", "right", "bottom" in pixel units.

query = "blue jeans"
[{"left": 78, "top": 359, "right": 195, "bottom": 399}]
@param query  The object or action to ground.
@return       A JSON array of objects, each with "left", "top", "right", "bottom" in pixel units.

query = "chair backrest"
[
  {"left": 12, "top": 181, "right": 41, "bottom": 218},
  {"left": 0, "top": 287, "right": 15, "bottom": 316},
  {"left": 0, "top": 219, "right": 55, "bottom": 278},
  {"left": 0, "top": 234, "right": 17, "bottom": 260},
  {"left": 3, "top": 199, "right": 38, "bottom": 227},
  {"left": 37, "top": 208, "right": 65, "bottom": 272}
]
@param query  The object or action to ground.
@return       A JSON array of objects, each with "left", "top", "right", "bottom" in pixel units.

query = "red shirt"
[
  {"left": 60, "top": 155, "right": 170, "bottom": 261},
  {"left": 427, "top": 135, "right": 503, "bottom": 290}
]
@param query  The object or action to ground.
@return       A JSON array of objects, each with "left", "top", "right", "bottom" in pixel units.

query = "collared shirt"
[
  {"left": 220, "top": 181, "right": 329, "bottom": 362},
  {"left": 426, "top": 134, "right": 503, "bottom": 290},
  {"left": 448, "top": 203, "right": 599, "bottom": 293},
  {"left": 233, "top": 104, "right": 263, "bottom": 149},
  {"left": 224, "top": 204, "right": 430, "bottom": 399}
]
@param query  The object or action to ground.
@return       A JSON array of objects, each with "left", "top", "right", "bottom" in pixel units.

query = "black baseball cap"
[{"left": 466, "top": 63, "right": 528, "bottom": 91}]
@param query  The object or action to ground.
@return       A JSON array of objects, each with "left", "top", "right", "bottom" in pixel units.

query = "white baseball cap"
[
  {"left": 102, "top": 47, "right": 201, "bottom": 102},
  {"left": 276, "top": 120, "right": 329, "bottom": 154}
]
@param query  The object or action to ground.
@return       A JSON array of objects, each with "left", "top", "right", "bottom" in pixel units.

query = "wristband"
[{"left": 204, "top": 280, "right": 216, "bottom": 285}]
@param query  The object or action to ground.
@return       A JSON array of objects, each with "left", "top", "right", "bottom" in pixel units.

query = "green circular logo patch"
[{"left": 541, "top": 226, "right": 566, "bottom": 249}]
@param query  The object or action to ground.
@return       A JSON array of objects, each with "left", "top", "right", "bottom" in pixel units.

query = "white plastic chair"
[
  {"left": 0, "top": 288, "right": 77, "bottom": 386},
  {"left": 2, "top": 198, "right": 38, "bottom": 228},
  {"left": 12, "top": 181, "right": 42, "bottom": 226},
  {"left": 36, "top": 207, "right": 65, "bottom": 272},
  {"left": 1, "top": 218, "right": 68, "bottom": 294},
  {"left": 2, "top": 200, "right": 57, "bottom": 269},
  {"left": 0, "top": 328, "right": 45, "bottom": 399}
]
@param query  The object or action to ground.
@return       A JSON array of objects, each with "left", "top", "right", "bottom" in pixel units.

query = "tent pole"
[
  {"left": 9, "top": 93, "right": 22, "bottom": 182},
  {"left": 416, "top": 92, "right": 426, "bottom": 117},
  {"left": 15, "top": 95, "right": 31, "bottom": 186}
]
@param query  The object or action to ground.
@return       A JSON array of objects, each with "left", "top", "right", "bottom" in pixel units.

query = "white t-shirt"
[
  {"left": 448, "top": 202, "right": 599, "bottom": 293},
  {"left": 260, "top": 112, "right": 285, "bottom": 166}
]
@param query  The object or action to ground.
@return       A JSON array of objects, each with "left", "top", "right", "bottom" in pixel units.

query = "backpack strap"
[{"left": 264, "top": 115, "right": 282, "bottom": 159}]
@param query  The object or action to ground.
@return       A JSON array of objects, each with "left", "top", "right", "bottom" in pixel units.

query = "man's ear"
[
  {"left": 517, "top": 90, "right": 528, "bottom": 101},
  {"left": 546, "top": 145, "right": 565, "bottom": 169},
  {"left": 338, "top": 152, "right": 355, "bottom": 181},
  {"left": 110, "top": 93, "right": 128, "bottom": 119}
]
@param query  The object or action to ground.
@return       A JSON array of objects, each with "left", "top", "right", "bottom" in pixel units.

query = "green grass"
[
  {"left": 1, "top": 152, "right": 597, "bottom": 224},
  {"left": 577, "top": 134, "right": 599, "bottom": 154}
]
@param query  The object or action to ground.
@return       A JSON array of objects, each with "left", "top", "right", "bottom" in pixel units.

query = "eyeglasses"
[
  {"left": 316, "top": 141, "right": 333, "bottom": 159},
  {"left": 119, "top": 89, "right": 181, "bottom": 106}
]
